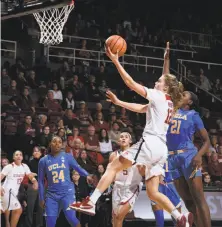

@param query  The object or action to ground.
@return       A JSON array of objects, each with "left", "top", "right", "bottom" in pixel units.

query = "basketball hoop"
[{"left": 33, "top": 0, "right": 74, "bottom": 45}]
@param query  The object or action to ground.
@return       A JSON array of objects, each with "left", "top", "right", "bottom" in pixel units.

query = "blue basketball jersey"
[
  {"left": 166, "top": 109, "right": 204, "bottom": 151},
  {"left": 38, "top": 151, "right": 88, "bottom": 201}
]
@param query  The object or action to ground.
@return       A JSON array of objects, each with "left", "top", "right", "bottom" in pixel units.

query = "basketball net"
[{"left": 33, "top": 1, "right": 74, "bottom": 45}]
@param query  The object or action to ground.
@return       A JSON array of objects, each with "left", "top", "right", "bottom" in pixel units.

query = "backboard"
[{"left": 1, "top": 0, "right": 71, "bottom": 20}]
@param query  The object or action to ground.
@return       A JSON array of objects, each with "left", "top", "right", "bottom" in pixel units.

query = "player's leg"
[
  {"left": 45, "top": 197, "right": 59, "bottom": 227},
  {"left": 10, "top": 208, "right": 23, "bottom": 227},
  {"left": 151, "top": 183, "right": 165, "bottom": 227},
  {"left": 182, "top": 151, "right": 211, "bottom": 227},
  {"left": 173, "top": 177, "right": 198, "bottom": 225},
  {"left": 4, "top": 210, "right": 11, "bottom": 227},
  {"left": 61, "top": 193, "right": 80, "bottom": 227},
  {"left": 187, "top": 177, "right": 211, "bottom": 227},
  {"left": 164, "top": 183, "right": 182, "bottom": 226},
  {"left": 113, "top": 203, "right": 131, "bottom": 227},
  {"left": 145, "top": 175, "right": 193, "bottom": 227},
  {"left": 151, "top": 203, "right": 164, "bottom": 227},
  {"left": 70, "top": 141, "right": 142, "bottom": 215}
]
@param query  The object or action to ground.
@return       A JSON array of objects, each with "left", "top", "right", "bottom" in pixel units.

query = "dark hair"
[
  {"left": 187, "top": 91, "right": 201, "bottom": 114},
  {"left": 98, "top": 128, "right": 109, "bottom": 143}
]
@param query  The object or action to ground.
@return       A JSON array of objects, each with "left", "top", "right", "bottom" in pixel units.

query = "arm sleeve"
[
  {"left": 143, "top": 87, "right": 163, "bottom": 102},
  {"left": 38, "top": 158, "right": 46, "bottom": 201},
  {"left": 193, "top": 112, "right": 205, "bottom": 131},
  {"left": 67, "top": 154, "right": 89, "bottom": 177},
  {"left": 1, "top": 164, "right": 12, "bottom": 176},
  {"left": 24, "top": 164, "right": 31, "bottom": 175}
]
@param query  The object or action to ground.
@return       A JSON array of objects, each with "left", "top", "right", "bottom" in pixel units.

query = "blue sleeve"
[
  {"left": 193, "top": 112, "right": 205, "bottom": 131},
  {"left": 38, "top": 158, "right": 46, "bottom": 201},
  {"left": 67, "top": 154, "right": 89, "bottom": 177}
]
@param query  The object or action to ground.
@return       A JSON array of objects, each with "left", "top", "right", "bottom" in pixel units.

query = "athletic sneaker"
[
  {"left": 69, "top": 197, "right": 96, "bottom": 216},
  {"left": 69, "top": 201, "right": 81, "bottom": 211},
  {"left": 176, "top": 212, "right": 193, "bottom": 227}
]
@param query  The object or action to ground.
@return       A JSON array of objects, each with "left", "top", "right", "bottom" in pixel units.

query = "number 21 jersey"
[{"left": 166, "top": 109, "right": 204, "bottom": 151}]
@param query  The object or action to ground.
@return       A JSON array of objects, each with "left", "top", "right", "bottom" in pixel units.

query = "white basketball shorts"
[
  {"left": 120, "top": 135, "right": 168, "bottom": 180},
  {"left": 112, "top": 183, "right": 141, "bottom": 215},
  {"left": 1, "top": 189, "right": 21, "bottom": 211}
]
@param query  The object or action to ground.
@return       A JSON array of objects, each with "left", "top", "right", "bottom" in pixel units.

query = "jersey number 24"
[{"left": 52, "top": 170, "right": 65, "bottom": 183}]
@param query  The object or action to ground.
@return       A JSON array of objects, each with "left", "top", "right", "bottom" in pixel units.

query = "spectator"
[
  {"left": 6, "top": 80, "right": 20, "bottom": 97},
  {"left": 17, "top": 115, "right": 39, "bottom": 159},
  {"left": 72, "top": 170, "right": 90, "bottom": 227},
  {"left": 25, "top": 147, "right": 43, "bottom": 227},
  {"left": 1, "top": 68, "right": 11, "bottom": 93},
  {"left": 208, "top": 152, "right": 222, "bottom": 183},
  {"left": 43, "top": 90, "right": 62, "bottom": 112},
  {"left": 76, "top": 101, "right": 93, "bottom": 126},
  {"left": 63, "top": 109, "right": 80, "bottom": 130},
  {"left": 52, "top": 82, "right": 63, "bottom": 101},
  {"left": 62, "top": 91, "right": 75, "bottom": 111},
  {"left": 68, "top": 75, "right": 85, "bottom": 101},
  {"left": 94, "top": 112, "right": 109, "bottom": 133},
  {"left": 97, "top": 164, "right": 105, "bottom": 178},
  {"left": 92, "top": 103, "right": 103, "bottom": 120},
  {"left": 203, "top": 174, "right": 213, "bottom": 187},
  {"left": 16, "top": 87, "right": 35, "bottom": 112},
  {"left": 27, "top": 70, "right": 38, "bottom": 89},
  {"left": 37, "top": 125, "right": 52, "bottom": 148},
  {"left": 66, "top": 137, "right": 83, "bottom": 159},
  {"left": 98, "top": 129, "right": 113, "bottom": 156},
  {"left": 70, "top": 126, "right": 84, "bottom": 143},
  {"left": 84, "top": 125, "right": 100, "bottom": 152},
  {"left": 119, "top": 107, "right": 132, "bottom": 126},
  {"left": 200, "top": 73, "right": 211, "bottom": 91},
  {"left": 109, "top": 122, "right": 121, "bottom": 145},
  {"left": 77, "top": 150, "right": 96, "bottom": 173},
  {"left": 1, "top": 158, "right": 9, "bottom": 168},
  {"left": 57, "top": 128, "right": 67, "bottom": 148},
  {"left": 36, "top": 114, "right": 48, "bottom": 133}
]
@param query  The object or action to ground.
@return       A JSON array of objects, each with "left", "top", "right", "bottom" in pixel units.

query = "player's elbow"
[{"left": 125, "top": 77, "right": 135, "bottom": 88}]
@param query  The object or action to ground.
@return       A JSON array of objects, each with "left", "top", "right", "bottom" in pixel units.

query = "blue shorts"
[
  {"left": 45, "top": 192, "right": 76, "bottom": 217},
  {"left": 151, "top": 183, "right": 181, "bottom": 208},
  {"left": 168, "top": 149, "right": 202, "bottom": 180}
]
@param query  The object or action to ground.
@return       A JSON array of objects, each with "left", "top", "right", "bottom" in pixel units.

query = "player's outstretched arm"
[
  {"left": 106, "top": 47, "right": 147, "bottom": 98},
  {"left": 191, "top": 113, "right": 210, "bottom": 169},
  {"left": 67, "top": 153, "right": 89, "bottom": 177},
  {"left": 106, "top": 90, "right": 148, "bottom": 113},
  {"left": 38, "top": 158, "right": 46, "bottom": 204},
  {"left": 162, "top": 42, "right": 170, "bottom": 75}
]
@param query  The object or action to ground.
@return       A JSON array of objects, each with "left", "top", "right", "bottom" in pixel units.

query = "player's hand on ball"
[
  {"left": 106, "top": 90, "right": 119, "bottom": 105},
  {"left": 105, "top": 46, "right": 119, "bottom": 63},
  {"left": 40, "top": 200, "right": 45, "bottom": 209},
  {"left": 86, "top": 175, "right": 93, "bottom": 185},
  {"left": 164, "top": 42, "right": 170, "bottom": 60},
  {"left": 192, "top": 154, "right": 202, "bottom": 169}
]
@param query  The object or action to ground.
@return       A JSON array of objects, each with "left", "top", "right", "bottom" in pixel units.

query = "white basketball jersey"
[
  {"left": 142, "top": 88, "right": 174, "bottom": 142},
  {"left": 1, "top": 163, "right": 31, "bottom": 195},
  {"left": 115, "top": 151, "right": 142, "bottom": 188}
]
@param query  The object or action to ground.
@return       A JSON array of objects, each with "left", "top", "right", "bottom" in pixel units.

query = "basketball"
[{"left": 105, "top": 35, "right": 127, "bottom": 57}]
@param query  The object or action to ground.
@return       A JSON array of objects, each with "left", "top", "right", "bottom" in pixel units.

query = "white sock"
[
  {"left": 171, "top": 209, "right": 182, "bottom": 220},
  {"left": 90, "top": 188, "right": 102, "bottom": 204}
]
